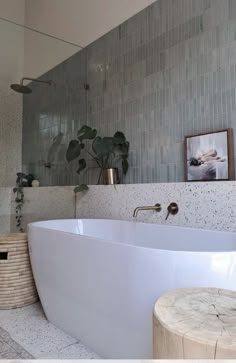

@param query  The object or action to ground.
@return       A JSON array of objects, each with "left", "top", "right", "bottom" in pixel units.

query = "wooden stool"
[
  {"left": 153, "top": 288, "right": 236, "bottom": 359},
  {"left": 0, "top": 234, "right": 38, "bottom": 309}
]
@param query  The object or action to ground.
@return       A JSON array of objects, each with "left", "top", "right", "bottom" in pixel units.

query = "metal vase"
[{"left": 103, "top": 168, "right": 119, "bottom": 185}]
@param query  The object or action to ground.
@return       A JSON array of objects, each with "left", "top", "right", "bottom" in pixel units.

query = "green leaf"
[
  {"left": 113, "top": 131, "right": 126, "bottom": 145},
  {"left": 66, "top": 140, "right": 83, "bottom": 162},
  {"left": 120, "top": 141, "right": 129, "bottom": 155},
  {"left": 77, "top": 125, "right": 97, "bottom": 141},
  {"left": 92, "top": 137, "right": 115, "bottom": 168},
  {"left": 74, "top": 184, "right": 89, "bottom": 193},
  {"left": 77, "top": 159, "right": 86, "bottom": 174},
  {"left": 112, "top": 132, "right": 129, "bottom": 160},
  {"left": 122, "top": 157, "right": 129, "bottom": 174},
  {"left": 92, "top": 137, "right": 114, "bottom": 157},
  {"left": 92, "top": 136, "right": 103, "bottom": 156},
  {"left": 103, "top": 137, "right": 114, "bottom": 152}
]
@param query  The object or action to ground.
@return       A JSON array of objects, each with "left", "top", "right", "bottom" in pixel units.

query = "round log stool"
[
  {"left": 0, "top": 233, "right": 38, "bottom": 309},
  {"left": 153, "top": 288, "right": 236, "bottom": 359}
]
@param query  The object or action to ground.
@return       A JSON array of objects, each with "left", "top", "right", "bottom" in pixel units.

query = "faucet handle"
[{"left": 165, "top": 202, "right": 179, "bottom": 220}]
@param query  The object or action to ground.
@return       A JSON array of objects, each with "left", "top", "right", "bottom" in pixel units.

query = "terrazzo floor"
[{"left": 0, "top": 302, "right": 99, "bottom": 359}]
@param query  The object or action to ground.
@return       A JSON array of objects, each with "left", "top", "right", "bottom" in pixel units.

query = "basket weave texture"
[{"left": 0, "top": 233, "right": 38, "bottom": 309}]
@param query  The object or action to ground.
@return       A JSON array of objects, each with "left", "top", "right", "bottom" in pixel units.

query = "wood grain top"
[{"left": 153, "top": 288, "right": 236, "bottom": 358}]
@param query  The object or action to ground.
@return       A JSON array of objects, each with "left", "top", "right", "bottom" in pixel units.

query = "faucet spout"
[{"left": 133, "top": 203, "right": 161, "bottom": 218}]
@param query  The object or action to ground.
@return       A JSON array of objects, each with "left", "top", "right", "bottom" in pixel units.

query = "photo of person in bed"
[
  {"left": 189, "top": 149, "right": 226, "bottom": 166},
  {"left": 186, "top": 130, "right": 230, "bottom": 181}
]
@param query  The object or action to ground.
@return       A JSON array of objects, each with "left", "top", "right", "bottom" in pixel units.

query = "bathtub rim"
[{"left": 28, "top": 218, "right": 236, "bottom": 254}]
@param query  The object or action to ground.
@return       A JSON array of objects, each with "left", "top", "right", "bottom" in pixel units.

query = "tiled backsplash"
[{"left": 23, "top": 0, "right": 236, "bottom": 185}]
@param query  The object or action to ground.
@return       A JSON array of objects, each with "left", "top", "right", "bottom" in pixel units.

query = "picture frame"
[{"left": 184, "top": 129, "right": 234, "bottom": 182}]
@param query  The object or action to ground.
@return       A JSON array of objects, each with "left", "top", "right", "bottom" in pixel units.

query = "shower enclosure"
[{"left": 0, "top": 16, "right": 86, "bottom": 187}]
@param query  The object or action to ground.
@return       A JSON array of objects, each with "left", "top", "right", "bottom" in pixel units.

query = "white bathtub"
[{"left": 28, "top": 219, "right": 236, "bottom": 358}]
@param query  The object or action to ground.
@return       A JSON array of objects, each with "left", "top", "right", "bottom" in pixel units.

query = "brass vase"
[{"left": 103, "top": 168, "right": 119, "bottom": 185}]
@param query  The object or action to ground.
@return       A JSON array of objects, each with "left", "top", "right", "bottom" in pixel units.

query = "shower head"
[
  {"left": 10, "top": 77, "right": 52, "bottom": 94},
  {"left": 10, "top": 83, "right": 32, "bottom": 94}
]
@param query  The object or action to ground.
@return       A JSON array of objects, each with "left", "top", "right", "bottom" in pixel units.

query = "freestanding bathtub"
[{"left": 28, "top": 219, "right": 236, "bottom": 358}]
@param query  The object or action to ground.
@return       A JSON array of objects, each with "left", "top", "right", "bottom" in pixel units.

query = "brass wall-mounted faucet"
[{"left": 133, "top": 203, "right": 161, "bottom": 218}]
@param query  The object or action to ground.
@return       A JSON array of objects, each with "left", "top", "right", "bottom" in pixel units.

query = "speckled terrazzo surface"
[
  {"left": 0, "top": 302, "right": 99, "bottom": 359},
  {"left": 1, "top": 181, "right": 236, "bottom": 234},
  {"left": 12, "top": 186, "right": 76, "bottom": 232},
  {"left": 0, "top": 188, "right": 12, "bottom": 233},
  {"left": 0, "top": 326, "right": 33, "bottom": 359},
  {"left": 76, "top": 181, "right": 236, "bottom": 232},
  {"left": 0, "top": 79, "right": 23, "bottom": 187},
  {"left": 0, "top": 186, "right": 75, "bottom": 233}
]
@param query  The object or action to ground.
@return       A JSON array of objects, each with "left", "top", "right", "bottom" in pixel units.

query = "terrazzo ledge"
[
  {"left": 76, "top": 181, "right": 236, "bottom": 232},
  {"left": 1, "top": 182, "right": 235, "bottom": 233},
  {"left": 10, "top": 186, "right": 75, "bottom": 232}
]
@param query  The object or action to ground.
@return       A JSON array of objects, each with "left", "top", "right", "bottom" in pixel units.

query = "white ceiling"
[
  {"left": 25, "top": 0, "right": 156, "bottom": 47},
  {"left": 0, "top": 0, "right": 157, "bottom": 79}
]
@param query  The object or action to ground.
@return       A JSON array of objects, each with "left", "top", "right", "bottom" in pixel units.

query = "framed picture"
[{"left": 185, "top": 129, "right": 234, "bottom": 182}]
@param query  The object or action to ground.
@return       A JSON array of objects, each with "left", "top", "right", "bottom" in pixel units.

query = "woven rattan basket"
[{"left": 0, "top": 233, "right": 38, "bottom": 309}]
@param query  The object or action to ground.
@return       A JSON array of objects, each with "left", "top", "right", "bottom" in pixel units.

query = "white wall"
[
  {"left": 0, "top": 0, "right": 25, "bottom": 24},
  {"left": 25, "top": 0, "right": 156, "bottom": 47},
  {"left": 0, "top": 0, "right": 25, "bottom": 186},
  {"left": 24, "top": 28, "right": 80, "bottom": 79},
  {"left": 24, "top": 0, "right": 156, "bottom": 78}
]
